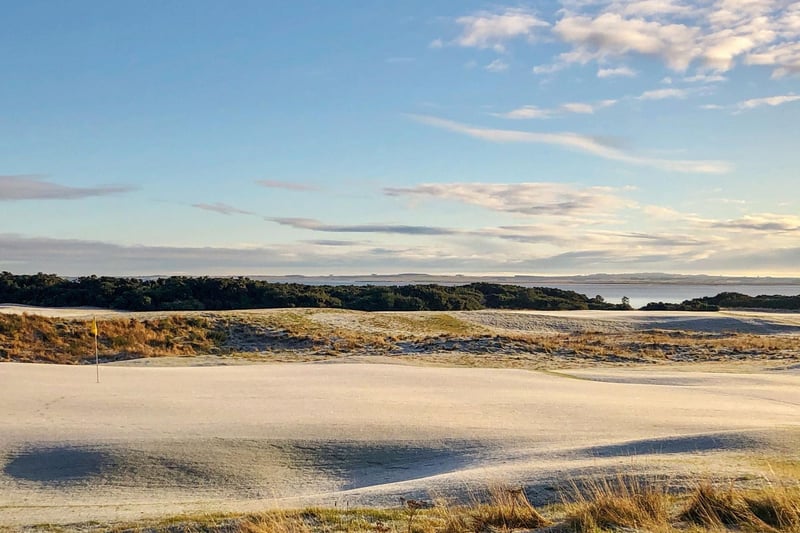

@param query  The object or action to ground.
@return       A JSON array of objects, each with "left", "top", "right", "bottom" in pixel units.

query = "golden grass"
[
  {"left": 468, "top": 485, "right": 551, "bottom": 530},
  {"left": 0, "top": 313, "right": 222, "bottom": 363},
  {"left": 563, "top": 475, "right": 672, "bottom": 532},
  {"left": 2, "top": 309, "right": 799, "bottom": 366},
  {"left": 681, "top": 482, "right": 800, "bottom": 532},
  {"left": 18, "top": 479, "right": 800, "bottom": 532}
]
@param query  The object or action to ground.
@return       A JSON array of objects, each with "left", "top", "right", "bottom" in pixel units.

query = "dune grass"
[
  {"left": 0, "top": 313, "right": 223, "bottom": 363},
  {"left": 20, "top": 478, "right": 798, "bottom": 532},
  {"left": 2, "top": 309, "right": 799, "bottom": 366},
  {"left": 563, "top": 475, "right": 672, "bottom": 532}
]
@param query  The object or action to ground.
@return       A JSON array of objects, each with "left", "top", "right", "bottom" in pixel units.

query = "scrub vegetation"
[
  {"left": 1, "top": 308, "right": 798, "bottom": 365},
  {"left": 16, "top": 479, "right": 799, "bottom": 532}
]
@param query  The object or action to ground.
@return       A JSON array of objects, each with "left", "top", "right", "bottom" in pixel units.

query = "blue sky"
[{"left": 2, "top": 0, "right": 799, "bottom": 276}]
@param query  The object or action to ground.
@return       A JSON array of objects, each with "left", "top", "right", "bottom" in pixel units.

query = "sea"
[{"left": 539, "top": 284, "right": 800, "bottom": 310}]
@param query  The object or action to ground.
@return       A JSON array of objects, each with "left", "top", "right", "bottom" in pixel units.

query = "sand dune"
[{"left": 1, "top": 362, "right": 798, "bottom": 526}]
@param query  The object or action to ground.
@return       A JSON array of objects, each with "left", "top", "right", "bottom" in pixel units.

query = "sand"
[{"left": 1, "top": 361, "right": 799, "bottom": 527}]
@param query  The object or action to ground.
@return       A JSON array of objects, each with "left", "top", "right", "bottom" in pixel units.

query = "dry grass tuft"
[
  {"left": 241, "top": 511, "right": 314, "bottom": 533},
  {"left": 745, "top": 484, "right": 800, "bottom": 531},
  {"left": 0, "top": 313, "right": 222, "bottom": 363},
  {"left": 472, "top": 485, "right": 550, "bottom": 530},
  {"left": 679, "top": 481, "right": 783, "bottom": 530},
  {"left": 564, "top": 475, "right": 671, "bottom": 532},
  {"left": 433, "top": 485, "right": 550, "bottom": 532}
]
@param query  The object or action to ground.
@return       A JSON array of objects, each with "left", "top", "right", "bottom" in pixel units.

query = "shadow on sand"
[
  {"left": 3, "top": 445, "right": 113, "bottom": 484},
  {"left": 574, "top": 432, "right": 762, "bottom": 459}
]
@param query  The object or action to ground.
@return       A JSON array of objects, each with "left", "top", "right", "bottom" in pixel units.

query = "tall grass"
[
  {"left": 563, "top": 475, "right": 671, "bottom": 532},
  {"left": 681, "top": 481, "right": 800, "bottom": 531},
  {"left": 2, "top": 309, "right": 799, "bottom": 365}
]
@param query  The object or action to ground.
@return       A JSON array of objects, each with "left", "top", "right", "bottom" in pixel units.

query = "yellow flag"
[{"left": 91, "top": 318, "right": 98, "bottom": 336}]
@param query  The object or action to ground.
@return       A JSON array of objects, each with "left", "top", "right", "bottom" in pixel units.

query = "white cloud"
[
  {"left": 597, "top": 65, "right": 638, "bottom": 78},
  {"left": 429, "top": 38, "right": 444, "bottom": 49},
  {"left": 553, "top": 13, "right": 700, "bottom": 71},
  {"left": 494, "top": 98, "right": 617, "bottom": 119},
  {"left": 453, "top": 8, "right": 549, "bottom": 52},
  {"left": 533, "top": 62, "right": 569, "bottom": 75},
  {"left": 528, "top": 1, "right": 800, "bottom": 77},
  {"left": 737, "top": 93, "right": 800, "bottom": 110},
  {"left": 561, "top": 102, "right": 596, "bottom": 113},
  {"left": 683, "top": 72, "right": 727, "bottom": 82},
  {"left": 485, "top": 59, "right": 509, "bottom": 72},
  {"left": 702, "top": 93, "right": 800, "bottom": 112},
  {"left": 618, "top": 0, "right": 697, "bottom": 18},
  {"left": 746, "top": 41, "right": 800, "bottom": 78},
  {"left": 494, "top": 105, "right": 554, "bottom": 119},
  {"left": 637, "top": 87, "right": 690, "bottom": 100},
  {"left": 410, "top": 114, "right": 732, "bottom": 174}
]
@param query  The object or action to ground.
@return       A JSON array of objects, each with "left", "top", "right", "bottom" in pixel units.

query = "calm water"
[{"left": 543, "top": 284, "right": 800, "bottom": 309}]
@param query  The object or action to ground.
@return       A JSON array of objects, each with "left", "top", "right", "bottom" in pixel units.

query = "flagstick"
[{"left": 95, "top": 317, "right": 99, "bottom": 384}]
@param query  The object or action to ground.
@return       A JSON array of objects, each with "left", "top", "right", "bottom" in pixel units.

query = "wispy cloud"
[
  {"left": 485, "top": 59, "right": 509, "bottom": 72},
  {"left": 701, "top": 93, "right": 800, "bottom": 112},
  {"left": 304, "top": 239, "right": 362, "bottom": 247},
  {"left": 493, "top": 105, "right": 554, "bottom": 119},
  {"left": 410, "top": 115, "right": 732, "bottom": 174},
  {"left": 0, "top": 175, "right": 135, "bottom": 201},
  {"left": 268, "top": 217, "right": 459, "bottom": 235},
  {"left": 256, "top": 179, "right": 318, "bottom": 191},
  {"left": 597, "top": 66, "right": 637, "bottom": 78},
  {"left": 384, "top": 182, "right": 630, "bottom": 217},
  {"left": 452, "top": 8, "right": 549, "bottom": 52},
  {"left": 561, "top": 102, "right": 599, "bottom": 114},
  {"left": 736, "top": 94, "right": 800, "bottom": 110},
  {"left": 493, "top": 99, "right": 617, "bottom": 119},
  {"left": 746, "top": 41, "right": 800, "bottom": 79},
  {"left": 192, "top": 202, "right": 255, "bottom": 216},
  {"left": 683, "top": 72, "right": 727, "bottom": 83},
  {"left": 636, "top": 88, "right": 690, "bottom": 100},
  {"left": 713, "top": 214, "right": 800, "bottom": 232}
]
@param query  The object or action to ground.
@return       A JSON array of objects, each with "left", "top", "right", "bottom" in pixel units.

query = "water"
[{"left": 542, "top": 284, "right": 800, "bottom": 309}]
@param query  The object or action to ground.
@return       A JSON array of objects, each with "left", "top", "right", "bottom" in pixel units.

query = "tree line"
[
  {"left": 0, "top": 273, "right": 632, "bottom": 312},
  {"left": 641, "top": 291, "right": 800, "bottom": 311},
  {"left": 3, "top": 273, "right": 796, "bottom": 312}
]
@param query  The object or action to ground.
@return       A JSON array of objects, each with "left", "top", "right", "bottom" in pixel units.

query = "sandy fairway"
[{"left": 1, "top": 362, "right": 799, "bottom": 527}]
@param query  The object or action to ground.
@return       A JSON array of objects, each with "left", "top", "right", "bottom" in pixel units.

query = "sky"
[{"left": 2, "top": 0, "right": 799, "bottom": 276}]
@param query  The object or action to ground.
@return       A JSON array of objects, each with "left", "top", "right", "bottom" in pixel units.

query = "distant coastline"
[{"left": 194, "top": 273, "right": 800, "bottom": 286}]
